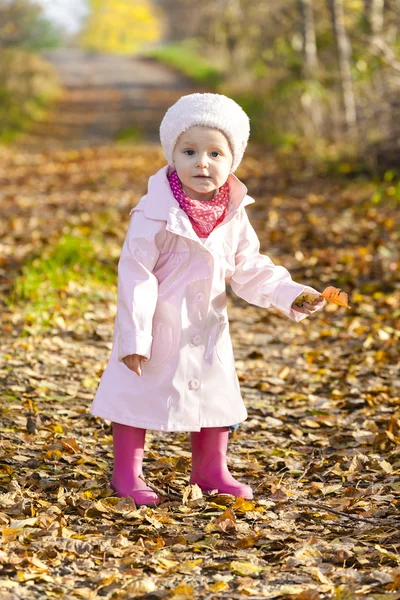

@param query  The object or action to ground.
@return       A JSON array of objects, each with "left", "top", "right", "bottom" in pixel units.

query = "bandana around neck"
[{"left": 168, "top": 170, "right": 230, "bottom": 238}]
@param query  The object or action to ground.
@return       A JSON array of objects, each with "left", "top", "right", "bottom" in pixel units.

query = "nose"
[{"left": 196, "top": 153, "right": 209, "bottom": 168}]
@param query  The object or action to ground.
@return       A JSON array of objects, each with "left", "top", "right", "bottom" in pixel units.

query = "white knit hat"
[{"left": 159, "top": 93, "right": 250, "bottom": 172}]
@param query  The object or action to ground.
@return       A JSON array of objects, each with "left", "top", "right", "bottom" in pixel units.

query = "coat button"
[
  {"left": 195, "top": 293, "right": 203, "bottom": 302},
  {"left": 189, "top": 379, "right": 199, "bottom": 390},
  {"left": 191, "top": 335, "right": 201, "bottom": 346}
]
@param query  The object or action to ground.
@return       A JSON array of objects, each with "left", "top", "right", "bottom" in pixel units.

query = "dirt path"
[{"left": 19, "top": 49, "right": 200, "bottom": 150}]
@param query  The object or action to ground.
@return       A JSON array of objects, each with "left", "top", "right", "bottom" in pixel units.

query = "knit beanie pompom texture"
[{"left": 159, "top": 93, "right": 250, "bottom": 172}]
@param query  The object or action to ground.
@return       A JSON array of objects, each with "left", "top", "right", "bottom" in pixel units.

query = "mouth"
[{"left": 194, "top": 175, "right": 211, "bottom": 179}]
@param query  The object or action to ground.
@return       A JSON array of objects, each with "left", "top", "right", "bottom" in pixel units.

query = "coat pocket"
[
  {"left": 145, "top": 304, "right": 179, "bottom": 370},
  {"left": 215, "top": 315, "right": 231, "bottom": 365}
]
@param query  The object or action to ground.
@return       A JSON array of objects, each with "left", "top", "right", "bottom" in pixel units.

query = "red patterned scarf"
[{"left": 168, "top": 169, "right": 230, "bottom": 238}]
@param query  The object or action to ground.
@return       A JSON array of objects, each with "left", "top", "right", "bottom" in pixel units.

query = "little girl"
[{"left": 90, "top": 93, "right": 325, "bottom": 507}]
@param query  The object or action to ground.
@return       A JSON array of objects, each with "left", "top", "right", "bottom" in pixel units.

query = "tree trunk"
[
  {"left": 224, "top": 0, "right": 243, "bottom": 69},
  {"left": 364, "top": 0, "right": 385, "bottom": 35},
  {"left": 298, "top": 0, "right": 319, "bottom": 76},
  {"left": 328, "top": 0, "right": 358, "bottom": 136},
  {"left": 298, "top": 0, "right": 323, "bottom": 133}
]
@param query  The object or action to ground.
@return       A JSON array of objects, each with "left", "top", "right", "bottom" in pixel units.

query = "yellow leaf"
[
  {"left": 51, "top": 424, "right": 64, "bottom": 433},
  {"left": 235, "top": 534, "right": 260, "bottom": 549},
  {"left": 82, "top": 490, "right": 96, "bottom": 499},
  {"left": 82, "top": 377, "right": 99, "bottom": 390},
  {"left": 231, "top": 497, "right": 255, "bottom": 513},
  {"left": 158, "top": 557, "right": 178, "bottom": 569},
  {"left": 169, "top": 584, "right": 195, "bottom": 598},
  {"left": 208, "top": 581, "right": 230, "bottom": 592},
  {"left": 178, "top": 559, "right": 203, "bottom": 573},
  {"left": 2, "top": 526, "right": 23, "bottom": 541},
  {"left": 61, "top": 527, "right": 74, "bottom": 538},
  {"left": 230, "top": 561, "right": 262, "bottom": 575},
  {"left": 375, "top": 544, "right": 400, "bottom": 562},
  {"left": 311, "top": 567, "right": 334, "bottom": 586},
  {"left": 17, "top": 571, "right": 38, "bottom": 582},
  {"left": 45, "top": 449, "right": 62, "bottom": 460}
]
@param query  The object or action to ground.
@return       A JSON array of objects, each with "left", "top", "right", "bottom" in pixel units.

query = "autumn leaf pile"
[{"left": 0, "top": 143, "right": 399, "bottom": 599}]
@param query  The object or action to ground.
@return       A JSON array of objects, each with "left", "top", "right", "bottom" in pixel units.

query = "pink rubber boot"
[
  {"left": 110, "top": 423, "right": 160, "bottom": 507},
  {"left": 189, "top": 427, "right": 253, "bottom": 499}
]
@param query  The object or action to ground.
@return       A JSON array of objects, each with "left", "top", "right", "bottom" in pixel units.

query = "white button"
[
  {"left": 191, "top": 335, "right": 201, "bottom": 346},
  {"left": 189, "top": 379, "right": 199, "bottom": 390},
  {"left": 195, "top": 293, "right": 203, "bottom": 302}
]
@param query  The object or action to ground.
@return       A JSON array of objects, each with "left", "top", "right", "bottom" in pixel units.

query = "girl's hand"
[
  {"left": 292, "top": 287, "right": 326, "bottom": 315},
  {"left": 122, "top": 353, "right": 148, "bottom": 376},
  {"left": 292, "top": 296, "right": 326, "bottom": 315}
]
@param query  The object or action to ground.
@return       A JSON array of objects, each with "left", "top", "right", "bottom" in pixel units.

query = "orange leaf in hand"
[{"left": 321, "top": 286, "right": 349, "bottom": 308}]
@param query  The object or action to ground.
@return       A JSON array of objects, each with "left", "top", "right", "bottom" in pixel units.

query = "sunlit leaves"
[
  {"left": 80, "top": 0, "right": 162, "bottom": 54},
  {"left": 1, "top": 144, "right": 399, "bottom": 598}
]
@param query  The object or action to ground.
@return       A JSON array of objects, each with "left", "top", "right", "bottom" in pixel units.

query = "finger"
[
  {"left": 292, "top": 305, "right": 307, "bottom": 314},
  {"left": 131, "top": 362, "right": 141, "bottom": 376},
  {"left": 123, "top": 358, "right": 141, "bottom": 375},
  {"left": 303, "top": 303, "right": 318, "bottom": 312},
  {"left": 314, "top": 298, "right": 326, "bottom": 306},
  {"left": 129, "top": 365, "right": 141, "bottom": 376},
  {"left": 303, "top": 302, "right": 324, "bottom": 313}
]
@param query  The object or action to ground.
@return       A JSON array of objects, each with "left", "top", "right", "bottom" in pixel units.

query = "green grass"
[
  {"left": 115, "top": 125, "right": 143, "bottom": 144},
  {"left": 145, "top": 40, "right": 223, "bottom": 87},
  {"left": 7, "top": 234, "right": 117, "bottom": 332}
]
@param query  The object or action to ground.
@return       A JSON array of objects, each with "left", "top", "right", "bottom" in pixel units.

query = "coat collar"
[{"left": 143, "top": 164, "right": 254, "bottom": 244}]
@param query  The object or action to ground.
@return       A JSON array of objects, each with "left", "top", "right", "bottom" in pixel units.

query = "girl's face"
[{"left": 173, "top": 126, "right": 233, "bottom": 201}]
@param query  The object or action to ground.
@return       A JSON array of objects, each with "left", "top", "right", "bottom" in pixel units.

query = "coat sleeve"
[
  {"left": 229, "top": 208, "right": 317, "bottom": 322},
  {"left": 116, "top": 208, "right": 166, "bottom": 362}
]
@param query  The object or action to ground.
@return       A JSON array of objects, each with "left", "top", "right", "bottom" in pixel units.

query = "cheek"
[
  {"left": 215, "top": 163, "right": 231, "bottom": 180},
  {"left": 175, "top": 165, "right": 191, "bottom": 184}
]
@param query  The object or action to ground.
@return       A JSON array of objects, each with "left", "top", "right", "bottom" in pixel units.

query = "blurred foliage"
[
  {"left": 0, "top": 48, "right": 60, "bottom": 143},
  {"left": 79, "top": 0, "right": 162, "bottom": 54},
  {"left": 0, "top": 0, "right": 63, "bottom": 51},
  {"left": 0, "top": 0, "right": 62, "bottom": 143},
  {"left": 153, "top": 0, "right": 400, "bottom": 163},
  {"left": 146, "top": 40, "right": 223, "bottom": 86}
]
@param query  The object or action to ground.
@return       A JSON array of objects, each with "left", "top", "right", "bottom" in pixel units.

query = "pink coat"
[{"left": 90, "top": 164, "right": 312, "bottom": 432}]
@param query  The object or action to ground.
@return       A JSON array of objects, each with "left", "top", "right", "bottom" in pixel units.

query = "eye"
[
  {"left": 211, "top": 152, "right": 220, "bottom": 158},
  {"left": 184, "top": 150, "right": 195, "bottom": 156}
]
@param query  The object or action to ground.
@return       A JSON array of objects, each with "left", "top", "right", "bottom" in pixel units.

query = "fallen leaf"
[{"left": 321, "top": 286, "right": 350, "bottom": 308}]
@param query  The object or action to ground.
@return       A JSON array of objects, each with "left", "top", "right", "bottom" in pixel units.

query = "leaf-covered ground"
[{"left": 0, "top": 142, "right": 399, "bottom": 600}]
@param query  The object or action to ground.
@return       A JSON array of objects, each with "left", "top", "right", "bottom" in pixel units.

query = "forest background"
[{"left": 1, "top": 0, "right": 400, "bottom": 166}]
